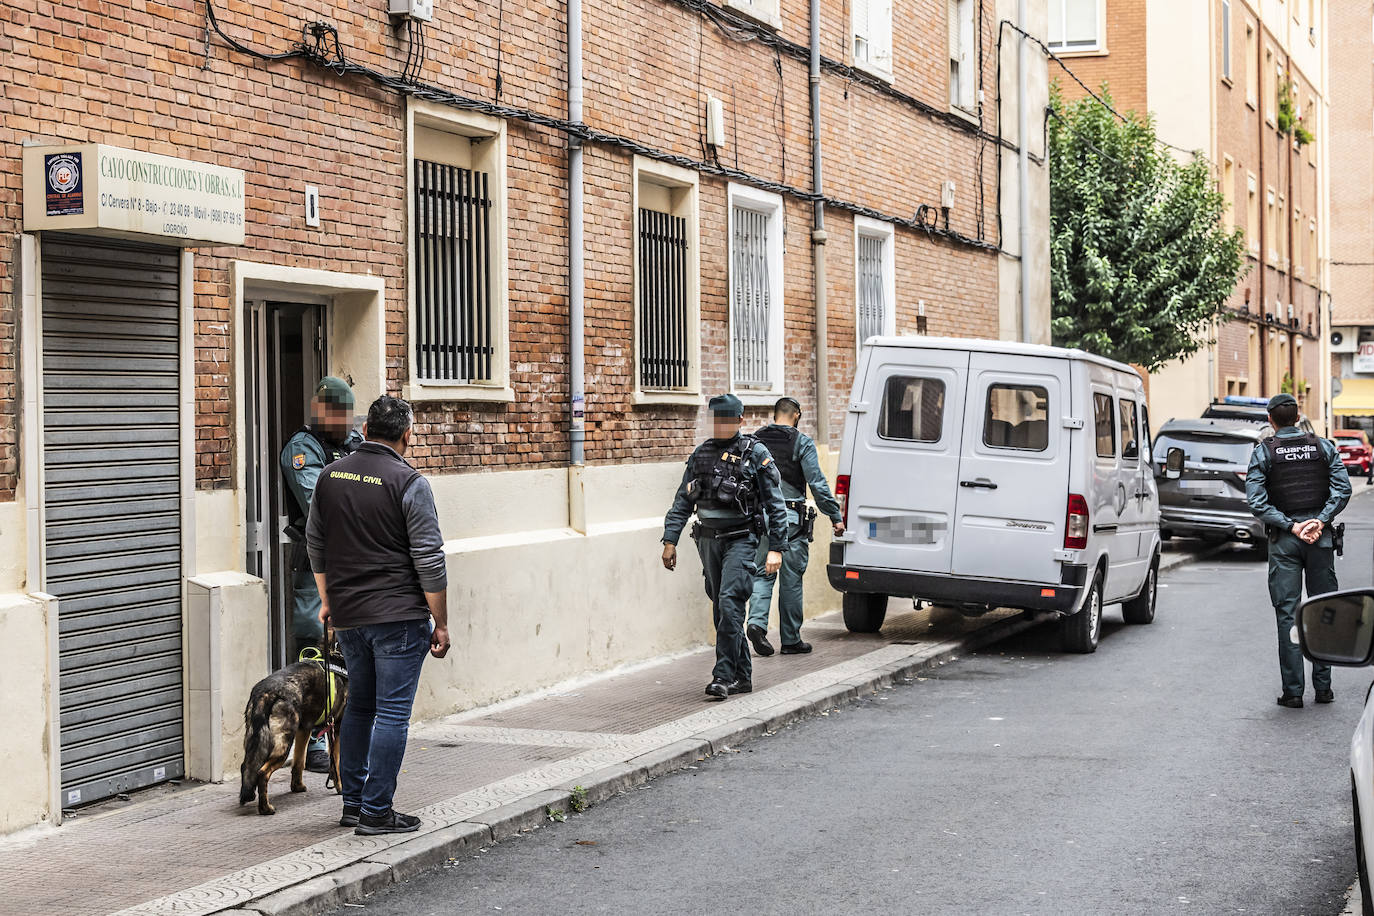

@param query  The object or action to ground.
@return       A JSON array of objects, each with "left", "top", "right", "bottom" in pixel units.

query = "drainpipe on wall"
[
  {"left": 809, "top": 0, "right": 829, "bottom": 447},
  {"left": 1016, "top": 0, "right": 1031, "bottom": 343},
  {"left": 568, "top": 0, "right": 587, "bottom": 532}
]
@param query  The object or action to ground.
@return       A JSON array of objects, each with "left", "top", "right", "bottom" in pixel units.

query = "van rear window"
[
  {"left": 983, "top": 384, "right": 1048, "bottom": 451},
  {"left": 878, "top": 376, "right": 945, "bottom": 442}
]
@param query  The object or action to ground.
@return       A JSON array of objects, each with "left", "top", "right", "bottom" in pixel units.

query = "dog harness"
[{"left": 298, "top": 646, "right": 347, "bottom": 727}]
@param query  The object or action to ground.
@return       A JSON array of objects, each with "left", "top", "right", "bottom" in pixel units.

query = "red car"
[{"left": 1334, "top": 429, "right": 1373, "bottom": 481}]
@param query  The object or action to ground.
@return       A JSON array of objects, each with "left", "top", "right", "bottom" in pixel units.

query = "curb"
[{"left": 228, "top": 547, "right": 1213, "bottom": 916}]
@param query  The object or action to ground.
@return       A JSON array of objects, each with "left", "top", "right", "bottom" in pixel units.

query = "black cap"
[
  {"left": 708, "top": 393, "right": 744, "bottom": 417},
  {"left": 1267, "top": 393, "right": 1298, "bottom": 410}
]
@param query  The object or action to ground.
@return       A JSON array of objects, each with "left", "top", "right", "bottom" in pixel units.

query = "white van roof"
[{"left": 863, "top": 335, "right": 1141, "bottom": 378}]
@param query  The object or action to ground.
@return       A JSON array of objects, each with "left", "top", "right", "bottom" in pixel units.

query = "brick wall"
[{"left": 1, "top": 0, "right": 1007, "bottom": 498}]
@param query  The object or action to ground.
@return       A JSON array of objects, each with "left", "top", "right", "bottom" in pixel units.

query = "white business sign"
[
  {"left": 1356, "top": 342, "right": 1374, "bottom": 374},
  {"left": 23, "top": 143, "right": 246, "bottom": 246}
]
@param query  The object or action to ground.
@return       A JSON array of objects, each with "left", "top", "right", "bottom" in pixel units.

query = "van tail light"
[
  {"left": 836, "top": 475, "right": 851, "bottom": 528},
  {"left": 1065, "top": 494, "right": 1089, "bottom": 550}
]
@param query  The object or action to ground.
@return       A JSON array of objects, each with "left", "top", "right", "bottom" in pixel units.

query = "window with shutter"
[{"left": 948, "top": 0, "right": 975, "bottom": 111}]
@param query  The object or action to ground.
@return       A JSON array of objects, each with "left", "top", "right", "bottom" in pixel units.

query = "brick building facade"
[
  {"left": 1054, "top": 0, "right": 1329, "bottom": 427},
  {"left": 0, "top": 0, "right": 1052, "bottom": 831}
]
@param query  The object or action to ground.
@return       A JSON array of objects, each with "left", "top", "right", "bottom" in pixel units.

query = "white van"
[{"left": 827, "top": 337, "right": 1162, "bottom": 653}]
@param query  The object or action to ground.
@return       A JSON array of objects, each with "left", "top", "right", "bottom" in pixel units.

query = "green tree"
[{"left": 1049, "top": 85, "right": 1247, "bottom": 372}]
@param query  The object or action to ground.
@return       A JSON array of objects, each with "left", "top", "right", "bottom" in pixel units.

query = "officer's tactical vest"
[
  {"left": 690, "top": 435, "right": 761, "bottom": 516},
  {"left": 283, "top": 427, "right": 355, "bottom": 531},
  {"left": 755, "top": 424, "right": 805, "bottom": 492},
  {"left": 310, "top": 443, "right": 431, "bottom": 629},
  {"left": 1261, "top": 433, "right": 1330, "bottom": 515}
]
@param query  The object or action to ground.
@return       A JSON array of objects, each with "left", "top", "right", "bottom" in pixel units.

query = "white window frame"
[
  {"left": 403, "top": 99, "right": 512, "bottom": 403},
  {"left": 1046, "top": 0, "right": 1105, "bottom": 54},
  {"left": 854, "top": 216, "right": 896, "bottom": 350},
  {"left": 948, "top": 0, "right": 977, "bottom": 115},
  {"left": 632, "top": 156, "right": 701, "bottom": 406},
  {"left": 721, "top": 0, "right": 780, "bottom": 30},
  {"left": 727, "top": 183, "right": 786, "bottom": 404},
  {"left": 852, "top": 0, "right": 893, "bottom": 81},
  {"left": 1220, "top": 154, "right": 1235, "bottom": 231},
  {"left": 1247, "top": 172, "right": 1259, "bottom": 255},
  {"left": 1221, "top": 0, "right": 1232, "bottom": 80},
  {"left": 1245, "top": 21, "right": 1258, "bottom": 108}
]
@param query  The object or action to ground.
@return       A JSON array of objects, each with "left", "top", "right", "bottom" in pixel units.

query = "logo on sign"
[{"left": 44, "top": 153, "right": 84, "bottom": 216}]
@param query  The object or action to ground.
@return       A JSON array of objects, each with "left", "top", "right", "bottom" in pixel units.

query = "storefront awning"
[{"left": 1333, "top": 378, "right": 1374, "bottom": 416}]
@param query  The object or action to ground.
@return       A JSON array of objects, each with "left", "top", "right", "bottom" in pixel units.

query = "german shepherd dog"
[{"left": 239, "top": 641, "right": 348, "bottom": 815}]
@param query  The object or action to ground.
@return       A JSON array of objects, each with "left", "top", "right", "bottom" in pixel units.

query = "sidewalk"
[{"left": 0, "top": 545, "right": 1208, "bottom": 916}]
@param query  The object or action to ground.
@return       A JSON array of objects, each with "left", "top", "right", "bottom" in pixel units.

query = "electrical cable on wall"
[{"left": 205, "top": 2, "right": 1001, "bottom": 254}]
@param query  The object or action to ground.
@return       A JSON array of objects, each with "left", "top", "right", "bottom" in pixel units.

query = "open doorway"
[{"left": 244, "top": 301, "right": 327, "bottom": 670}]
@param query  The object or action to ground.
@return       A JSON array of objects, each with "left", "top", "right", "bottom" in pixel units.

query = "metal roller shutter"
[{"left": 41, "top": 234, "right": 184, "bottom": 809}]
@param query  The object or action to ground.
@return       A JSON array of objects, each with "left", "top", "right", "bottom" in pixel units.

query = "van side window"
[
  {"left": 982, "top": 384, "right": 1048, "bottom": 451},
  {"left": 1093, "top": 393, "right": 1115, "bottom": 458},
  {"left": 1119, "top": 399, "right": 1140, "bottom": 461},
  {"left": 878, "top": 376, "right": 946, "bottom": 442},
  {"left": 1141, "top": 404, "right": 1152, "bottom": 458}
]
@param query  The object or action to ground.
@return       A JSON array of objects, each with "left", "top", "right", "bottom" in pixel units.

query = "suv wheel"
[
  {"left": 842, "top": 593, "right": 888, "bottom": 633},
  {"left": 1060, "top": 570, "right": 1102, "bottom": 653},
  {"left": 1122, "top": 556, "right": 1158, "bottom": 625}
]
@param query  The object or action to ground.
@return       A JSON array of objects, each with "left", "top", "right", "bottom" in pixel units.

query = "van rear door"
[
  {"left": 843, "top": 348, "right": 968, "bottom": 575},
  {"left": 950, "top": 353, "right": 1070, "bottom": 584}
]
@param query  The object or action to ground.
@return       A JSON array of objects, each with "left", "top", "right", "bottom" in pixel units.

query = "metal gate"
[{"left": 41, "top": 234, "right": 184, "bottom": 809}]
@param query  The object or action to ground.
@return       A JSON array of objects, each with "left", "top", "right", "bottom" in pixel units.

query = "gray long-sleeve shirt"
[
  {"left": 1245, "top": 427, "right": 1351, "bottom": 532},
  {"left": 306, "top": 442, "right": 448, "bottom": 594}
]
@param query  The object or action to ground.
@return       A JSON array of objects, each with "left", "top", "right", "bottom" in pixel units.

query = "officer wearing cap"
[
  {"left": 661, "top": 394, "right": 789, "bottom": 699},
  {"left": 281, "top": 376, "right": 362, "bottom": 769},
  {"left": 746, "top": 396, "right": 844, "bottom": 657},
  {"left": 1245, "top": 392, "right": 1351, "bottom": 709}
]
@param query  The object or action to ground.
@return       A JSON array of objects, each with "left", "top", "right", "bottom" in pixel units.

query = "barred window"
[
  {"left": 729, "top": 187, "right": 783, "bottom": 391},
  {"left": 638, "top": 207, "right": 690, "bottom": 389},
  {"left": 413, "top": 159, "right": 494, "bottom": 383},
  {"left": 855, "top": 217, "right": 894, "bottom": 346}
]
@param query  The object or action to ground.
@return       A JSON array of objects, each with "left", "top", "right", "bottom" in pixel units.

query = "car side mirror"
[
  {"left": 1164, "top": 447, "right": 1185, "bottom": 480},
  {"left": 1298, "top": 589, "right": 1374, "bottom": 666}
]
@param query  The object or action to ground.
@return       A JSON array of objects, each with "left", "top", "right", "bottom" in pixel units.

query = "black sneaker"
[
  {"left": 339, "top": 805, "right": 361, "bottom": 828},
  {"left": 1276, "top": 694, "right": 1304, "bottom": 708},
  {"left": 747, "top": 625, "right": 775, "bottom": 657},
  {"left": 355, "top": 809, "right": 422, "bottom": 836},
  {"left": 704, "top": 680, "right": 730, "bottom": 700},
  {"left": 1316, "top": 689, "right": 1335, "bottom": 704},
  {"left": 780, "top": 641, "right": 812, "bottom": 655},
  {"left": 728, "top": 680, "right": 752, "bottom": 695},
  {"left": 305, "top": 747, "right": 331, "bottom": 773}
]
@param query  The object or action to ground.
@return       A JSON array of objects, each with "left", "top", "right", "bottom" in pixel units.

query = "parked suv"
[
  {"left": 827, "top": 337, "right": 1161, "bottom": 654},
  {"left": 1153, "top": 419, "right": 1265, "bottom": 550},
  {"left": 1334, "top": 428, "right": 1374, "bottom": 483}
]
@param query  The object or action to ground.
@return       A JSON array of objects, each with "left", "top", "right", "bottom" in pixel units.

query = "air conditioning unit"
[{"left": 1331, "top": 328, "right": 1359, "bottom": 353}]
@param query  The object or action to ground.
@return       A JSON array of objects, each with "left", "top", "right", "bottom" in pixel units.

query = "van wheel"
[
  {"left": 1355, "top": 775, "right": 1374, "bottom": 915},
  {"left": 1060, "top": 571, "right": 1102, "bottom": 653},
  {"left": 1122, "top": 556, "right": 1158, "bottom": 625},
  {"left": 843, "top": 593, "right": 888, "bottom": 633}
]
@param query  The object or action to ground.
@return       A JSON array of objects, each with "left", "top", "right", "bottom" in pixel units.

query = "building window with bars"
[
  {"left": 634, "top": 159, "right": 700, "bottom": 402},
  {"left": 855, "top": 217, "right": 895, "bottom": 347},
  {"left": 407, "top": 109, "right": 510, "bottom": 401},
  {"left": 728, "top": 185, "right": 784, "bottom": 394}
]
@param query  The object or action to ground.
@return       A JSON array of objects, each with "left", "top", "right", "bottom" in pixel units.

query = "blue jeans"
[{"left": 336, "top": 618, "right": 431, "bottom": 817}]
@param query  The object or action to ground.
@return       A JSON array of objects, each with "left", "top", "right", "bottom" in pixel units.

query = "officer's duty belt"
[
  {"left": 785, "top": 499, "right": 807, "bottom": 512},
  {"left": 691, "top": 522, "right": 752, "bottom": 541}
]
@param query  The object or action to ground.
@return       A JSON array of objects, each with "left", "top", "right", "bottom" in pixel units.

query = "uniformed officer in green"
[
  {"left": 661, "top": 394, "right": 789, "bottom": 699},
  {"left": 281, "top": 377, "right": 362, "bottom": 769},
  {"left": 1245, "top": 393, "right": 1351, "bottom": 708},
  {"left": 746, "top": 397, "right": 844, "bottom": 657}
]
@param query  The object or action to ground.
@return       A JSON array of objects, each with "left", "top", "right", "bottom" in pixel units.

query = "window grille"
[
  {"left": 413, "top": 159, "right": 494, "bottom": 382},
  {"left": 638, "top": 207, "right": 690, "bottom": 389},
  {"left": 857, "top": 234, "right": 887, "bottom": 344},
  {"left": 731, "top": 206, "right": 773, "bottom": 389}
]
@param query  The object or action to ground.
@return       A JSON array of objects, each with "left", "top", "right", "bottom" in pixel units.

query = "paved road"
[{"left": 340, "top": 498, "right": 1374, "bottom": 916}]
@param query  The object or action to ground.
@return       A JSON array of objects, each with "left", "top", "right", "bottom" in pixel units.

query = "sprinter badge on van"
[{"left": 1005, "top": 519, "right": 1050, "bottom": 531}]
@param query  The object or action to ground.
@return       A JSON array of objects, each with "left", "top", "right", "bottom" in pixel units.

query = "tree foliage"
[{"left": 1049, "top": 85, "right": 1247, "bottom": 372}]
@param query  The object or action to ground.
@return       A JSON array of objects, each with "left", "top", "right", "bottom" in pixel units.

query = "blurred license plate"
[
  {"left": 868, "top": 516, "right": 945, "bottom": 545},
  {"left": 1179, "top": 480, "right": 1227, "bottom": 496}
]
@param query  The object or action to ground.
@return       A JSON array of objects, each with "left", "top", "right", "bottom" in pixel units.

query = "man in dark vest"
[
  {"left": 307, "top": 395, "right": 450, "bottom": 835},
  {"left": 280, "top": 376, "right": 362, "bottom": 771},
  {"left": 746, "top": 397, "right": 845, "bottom": 656},
  {"left": 1245, "top": 393, "right": 1351, "bottom": 708},
  {"left": 661, "top": 394, "right": 789, "bottom": 699}
]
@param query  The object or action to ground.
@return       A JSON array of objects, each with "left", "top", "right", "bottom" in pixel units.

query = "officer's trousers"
[
  {"left": 1268, "top": 530, "right": 1336, "bottom": 697},
  {"left": 748, "top": 524, "right": 809, "bottom": 645},
  {"left": 695, "top": 531, "right": 759, "bottom": 684}
]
